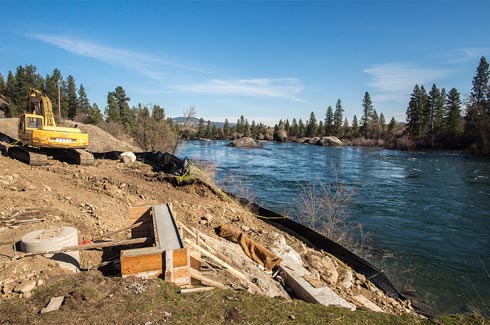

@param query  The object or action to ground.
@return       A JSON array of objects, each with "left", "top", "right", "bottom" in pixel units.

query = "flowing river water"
[{"left": 176, "top": 140, "right": 490, "bottom": 315}]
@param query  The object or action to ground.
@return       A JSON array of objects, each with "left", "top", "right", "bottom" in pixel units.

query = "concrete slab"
[
  {"left": 41, "top": 296, "right": 64, "bottom": 313},
  {"left": 279, "top": 255, "right": 356, "bottom": 311}
]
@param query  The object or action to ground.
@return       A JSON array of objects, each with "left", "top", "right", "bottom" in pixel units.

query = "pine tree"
[
  {"left": 406, "top": 85, "right": 422, "bottom": 138},
  {"left": 0, "top": 73, "right": 5, "bottom": 94},
  {"left": 333, "top": 99, "right": 344, "bottom": 137},
  {"left": 44, "top": 69, "right": 63, "bottom": 119},
  {"left": 206, "top": 120, "right": 212, "bottom": 138},
  {"left": 197, "top": 117, "right": 205, "bottom": 138},
  {"left": 290, "top": 118, "right": 298, "bottom": 137},
  {"left": 380, "top": 113, "right": 386, "bottom": 136},
  {"left": 428, "top": 84, "right": 441, "bottom": 143},
  {"left": 317, "top": 121, "right": 324, "bottom": 136},
  {"left": 306, "top": 111, "right": 317, "bottom": 137},
  {"left": 105, "top": 91, "right": 120, "bottom": 123},
  {"left": 223, "top": 118, "right": 230, "bottom": 138},
  {"left": 5, "top": 71, "right": 16, "bottom": 116},
  {"left": 471, "top": 57, "right": 489, "bottom": 104},
  {"left": 134, "top": 104, "right": 151, "bottom": 150},
  {"left": 445, "top": 88, "right": 463, "bottom": 138},
  {"left": 251, "top": 120, "right": 257, "bottom": 138},
  {"left": 112, "top": 86, "right": 133, "bottom": 133},
  {"left": 371, "top": 109, "right": 380, "bottom": 138},
  {"left": 78, "top": 84, "right": 90, "bottom": 115},
  {"left": 324, "top": 106, "right": 334, "bottom": 135},
  {"left": 87, "top": 103, "right": 103, "bottom": 125},
  {"left": 342, "top": 117, "right": 349, "bottom": 137},
  {"left": 419, "top": 85, "right": 430, "bottom": 138},
  {"left": 434, "top": 87, "right": 446, "bottom": 138},
  {"left": 5, "top": 71, "right": 15, "bottom": 98},
  {"left": 466, "top": 56, "right": 490, "bottom": 152},
  {"left": 298, "top": 119, "right": 305, "bottom": 137},
  {"left": 352, "top": 115, "right": 359, "bottom": 137},
  {"left": 361, "top": 92, "right": 373, "bottom": 138},
  {"left": 66, "top": 75, "right": 78, "bottom": 119},
  {"left": 388, "top": 117, "right": 397, "bottom": 134},
  {"left": 13, "top": 65, "right": 43, "bottom": 113},
  {"left": 152, "top": 105, "right": 165, "bottom": 122}
]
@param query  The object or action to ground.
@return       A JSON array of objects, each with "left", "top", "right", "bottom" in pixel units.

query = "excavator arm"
[{"left": 28, "top": 88, "right": 56, "bottom": 127}]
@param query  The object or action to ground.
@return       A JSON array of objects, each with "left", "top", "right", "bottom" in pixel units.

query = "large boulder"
[
  {"left": 316, "top": 136, "right": 343, "bottom": 146},
  {"left": 227, "top": 137, "right": 256, "bottom": 148},
  {"left": 120, "top": 152, "right": 137, "bottom": 163},
  {"left": 273, "top": 129, "right": 288, "bottom": 142},
  {"left": 303, "top": 137, "right": 320, "bottom": 145}
]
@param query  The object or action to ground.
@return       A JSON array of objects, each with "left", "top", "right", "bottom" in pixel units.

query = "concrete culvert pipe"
[{"left": 20, "top": 227, "right": 80, "bottom": 273}]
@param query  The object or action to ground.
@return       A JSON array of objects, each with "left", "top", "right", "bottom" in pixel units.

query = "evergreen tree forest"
[{"left": 1, "top": 57, "right": 490, "bottom": 153}]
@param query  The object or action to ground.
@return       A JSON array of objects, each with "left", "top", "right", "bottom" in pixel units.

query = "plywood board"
[{"left": 120, "top": 250, "right": 163, "bottom": 275}]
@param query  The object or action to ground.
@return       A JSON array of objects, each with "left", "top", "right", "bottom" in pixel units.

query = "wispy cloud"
[
  {"left": 364, "top": 63, "right": 448, "bottom": 103},
  {"left": 27, "top": 33, "right": 209, "bottom": 79},
  {"left": 169, "top": 78, "right": 304, "bottom": 102},
  {"left": 446, "top": 47, "right": 490, "bottom": 63},
  {"left": 27, "top": 33, "right": 304, "bottom": 102}
]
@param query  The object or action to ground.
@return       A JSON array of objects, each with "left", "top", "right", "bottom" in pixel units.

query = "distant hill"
[{"left": 172, "top": 117, "right": 235, "bottom": 129}]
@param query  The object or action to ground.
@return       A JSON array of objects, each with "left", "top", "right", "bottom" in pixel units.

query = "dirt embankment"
[{"left": 0, "top": 119, "right": 426, "bottom": 322}]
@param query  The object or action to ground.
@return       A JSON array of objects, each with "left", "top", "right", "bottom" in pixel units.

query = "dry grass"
[{"left": 0, "top": 271, "right": 449, "bottom": 324}]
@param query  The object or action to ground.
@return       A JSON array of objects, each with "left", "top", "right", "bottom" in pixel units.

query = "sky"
[{"left": 1, "top": 0, "right": 490, "bottom": 126}]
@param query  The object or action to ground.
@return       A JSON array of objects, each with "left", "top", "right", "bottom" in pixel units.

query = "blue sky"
[{"left": 1, "top": 1, "right": 489, "bottom": 125}]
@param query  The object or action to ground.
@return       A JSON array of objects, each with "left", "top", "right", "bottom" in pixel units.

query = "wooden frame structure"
[{"left": 120, "top": 204, "right": 199, "bottom": 287}]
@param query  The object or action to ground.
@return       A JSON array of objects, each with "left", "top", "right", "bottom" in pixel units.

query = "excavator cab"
[{"left": 19, "top": 114, "right": 44, "bottom": 131}]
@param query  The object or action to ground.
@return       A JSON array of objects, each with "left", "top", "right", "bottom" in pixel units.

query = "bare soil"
[{"left": 0, "top": 120, "right": 430, "bottom": 322}]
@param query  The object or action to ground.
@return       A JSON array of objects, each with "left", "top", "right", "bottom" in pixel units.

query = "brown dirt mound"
[{"left": 0, "top": 118, "right": 141, "bottom": 152}]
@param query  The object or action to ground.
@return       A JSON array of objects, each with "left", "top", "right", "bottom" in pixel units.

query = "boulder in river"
[
  {"left": 316, "top": 136, "right": 343, "bottom": 146},
  {"left": 227, "top": 137, "right": 257, "bottom": 148}
]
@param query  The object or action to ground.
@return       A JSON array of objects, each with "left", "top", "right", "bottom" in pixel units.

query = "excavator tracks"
[
  {"left": 51, "top": 149, "right": 95, "bottom": 166},
  {"left": 6, "top": 145, "right": 94, "bottom": 166},
  {"left": 8, "top": 145, "right": 48, "bottom": 166}
]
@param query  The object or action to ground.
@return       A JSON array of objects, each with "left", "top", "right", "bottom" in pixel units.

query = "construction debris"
[{"left": 40, "top": 296, "right": 64, "bottom": 313}]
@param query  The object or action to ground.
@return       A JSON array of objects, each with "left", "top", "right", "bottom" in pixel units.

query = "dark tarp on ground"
[
  {"left": 91, "top": 150, "right": 190, "bottom": 176},
  {"left": 144, "top": 151, "right": 190, "bottom": 176}
]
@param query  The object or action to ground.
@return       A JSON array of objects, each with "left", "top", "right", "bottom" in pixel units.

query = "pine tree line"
[{"left": 2, "top": 57, "right": 490, "bottom": 153}]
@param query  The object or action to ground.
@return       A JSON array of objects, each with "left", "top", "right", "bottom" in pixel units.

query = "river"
[{"left": 176, "top": 140, "right": 490, "bottom": 316}]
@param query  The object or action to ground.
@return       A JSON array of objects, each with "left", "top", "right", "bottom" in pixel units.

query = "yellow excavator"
[{"left": 8, "top": 88, "right": 94, "bottom": 165}]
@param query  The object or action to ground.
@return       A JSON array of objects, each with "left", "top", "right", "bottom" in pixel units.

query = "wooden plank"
[
  {"left": 190, "top": 248, "right": 201, "bottom": 270},
  {"left": 185, "top": 239, "right": 247, "bottom": 282},
  {"left": 129, "top": 206, "right": 151, "bottom": 223},
  {"left": 120, "top": 250, "right": 163, "bottom": 275},
  {"left": 179, "top": 287, "right": 215, "bottom": 294},
  {"left": 129, "top": 206, "right": 153, "bottom": 239},
  {"left": 190, "top": 269, "right": 225, "bottom": 288},
  {"left": 173, "top": 248, "right": 188, "bottom": 267},
  {"left": 165, "top": 249, "right": 174, "bottom": 283},
  {"left": 173, "top": 266, "right": 190, "bottom": 279}
]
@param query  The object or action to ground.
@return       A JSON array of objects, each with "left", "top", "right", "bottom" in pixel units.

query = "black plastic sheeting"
[
  {"left": 240, "top": 199, "right": 433, "bottom": 318},
  {"left": 91, "top": 151, "right": 190, "bottom": 176}
]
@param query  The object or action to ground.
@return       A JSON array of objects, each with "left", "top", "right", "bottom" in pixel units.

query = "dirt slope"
[{"left": 0, "top": 119, "right": 423, "bottom": 321}]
